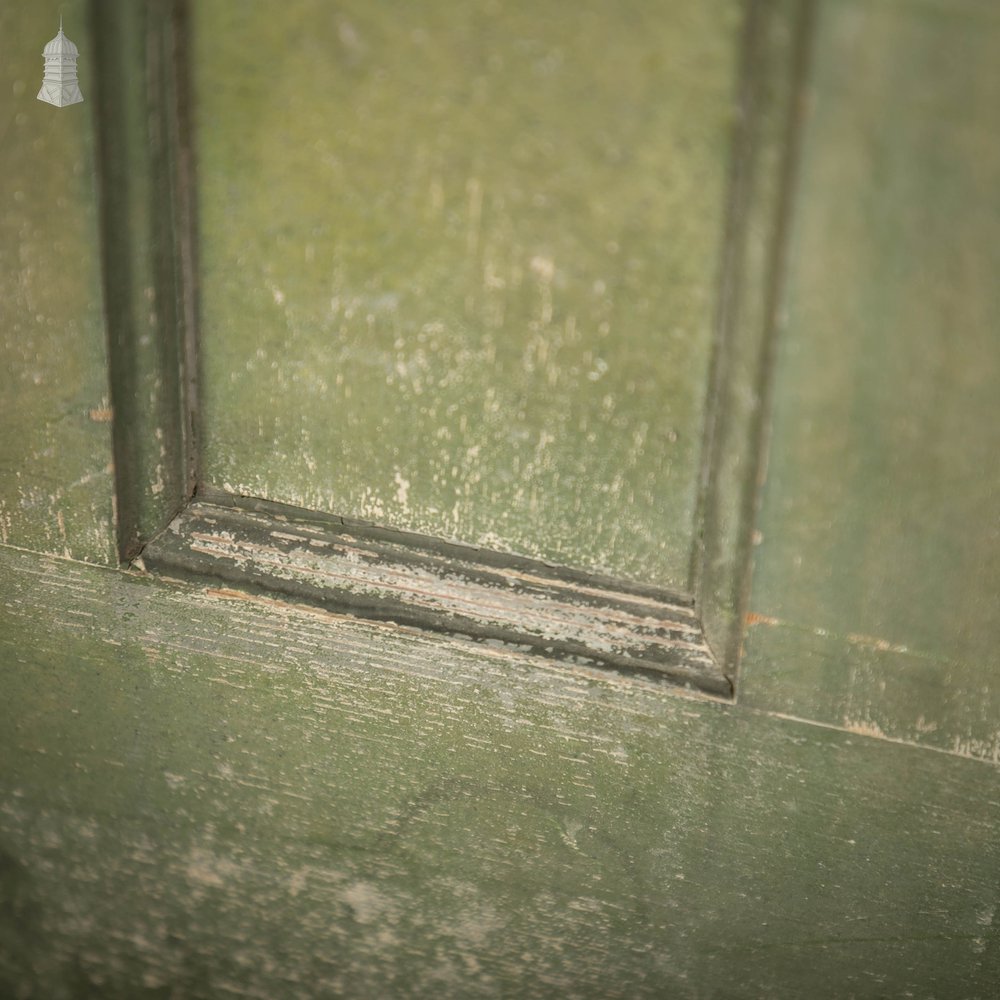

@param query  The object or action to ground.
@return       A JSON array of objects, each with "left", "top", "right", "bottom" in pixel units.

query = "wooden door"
[{"left": 2, "top": 1, "right": 998, "bottom": 996}]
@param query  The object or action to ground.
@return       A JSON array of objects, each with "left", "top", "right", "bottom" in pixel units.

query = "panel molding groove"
[
  {"left": 693, "top": 0, "right": 817, "bottom": 679},
  {"left": 140, "top": 488, "right": 730, "bottom": 695},
  {"left": 90, "top": 0, "right": 200, "bottom": 561}
]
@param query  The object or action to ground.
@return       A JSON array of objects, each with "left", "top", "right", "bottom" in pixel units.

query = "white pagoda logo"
[{"left": 37, "top": 17, "right": 84, "bottom": 108}]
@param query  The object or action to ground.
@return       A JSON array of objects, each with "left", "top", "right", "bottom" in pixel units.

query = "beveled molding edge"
[{"left": 136, "top": 487, "right": 732, "bottom": 697}]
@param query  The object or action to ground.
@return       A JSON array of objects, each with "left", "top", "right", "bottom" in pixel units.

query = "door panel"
[{"left": 193, "top": 0, "right": 742, "bottom": 588}]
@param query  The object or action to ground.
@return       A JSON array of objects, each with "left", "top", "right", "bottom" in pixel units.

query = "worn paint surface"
[
  {"left": 141, "top": 492, "right": 728, "bottom": 693},
  {"left": 738, "top": 0, "right": 1000, "bottom": 755},
  {"left": 0, "top": 1, "right": 114, "bottom": 563},
  {"left": 2, "top": 542, "right": 1000, "bottom": 998},
  {"left": 5, "top": 2, "right": 1000, "bottom": 995},
  {"left": 194, "top": 0, "right": 741, "bottom": 589}
]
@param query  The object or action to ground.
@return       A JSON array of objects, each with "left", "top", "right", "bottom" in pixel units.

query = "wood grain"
[{"left": 2, "top": 543, "right": 999, "bottom": 997}]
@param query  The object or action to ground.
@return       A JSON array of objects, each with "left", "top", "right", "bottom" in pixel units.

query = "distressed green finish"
[
  {"left": 6, "top": 2, "right": 1000, "bottom": 996},
  {"left": 2, "top": 543, "right": 1000, "bottom": 998},
  {"left": 0, "top": 1, "right": 114, "bottom": 563},
  {"left": 739, "top": 0, "right": 1000, "bottom": 757},
  {"left": 194, "top": 0, "right": 741, "bottom": 589}
]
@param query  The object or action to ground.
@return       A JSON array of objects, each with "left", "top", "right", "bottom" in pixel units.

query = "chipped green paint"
[
  {"left": 0, "top": 0, "right": 114, "bottom": 563},
  {"left": 2, "top": 543, "right": 999, "bottom": 997},
  {"left": 739, "top": 0, "right": 1000, "bottom": 754},
  {"left": 194, "top": 0, "right": 742, "bottom": 590}
]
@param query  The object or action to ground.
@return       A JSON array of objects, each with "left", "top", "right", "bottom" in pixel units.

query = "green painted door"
[{"left": 2, "top": 1, "right": 999, "bottom": 997}]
